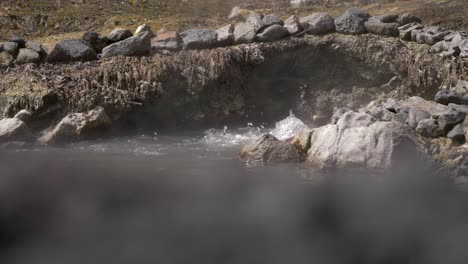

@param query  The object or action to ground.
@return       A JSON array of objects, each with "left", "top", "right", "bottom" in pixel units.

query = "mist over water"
[{"left": 1, "top": 127, "right": 468, "bottom": 264}]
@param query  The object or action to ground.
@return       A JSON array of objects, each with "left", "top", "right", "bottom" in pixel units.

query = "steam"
[{"left": 0, "top": 150, "right": 467, "bottom": 264}]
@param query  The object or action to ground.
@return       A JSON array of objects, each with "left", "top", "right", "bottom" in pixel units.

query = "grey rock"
[
  {"left": 454, "top": 80, "right": 468, "bottom": 94},
  {"left": 107, "top": 28, "right": 133, "bottom": 43},
  {"left": 151, "top": 31, "right": 183, "bottom": 52},
  {"left": 46, "top": 39, "right": 97, "bottom": 63},
  {"left": 398, "top": 23, "right": 423, "bottom": 40},
  {"left": 331, "top": 107, "right": 352, "bottom": 124},
  {"left": 16, "top": 48, "right": 40, "bottom": 65},
  {"left": 240, "top": 134, "right": 304, "bottom": 163},
  {"left": 408, "top": 107, "right": 431, "bottom": 129},
  {"left": 256, "top": 25, "right": 289, "bottom": 42},
  {"left": 135, "top": 24, "right": 155, "bottom": 38},
  {"left": 102, "top": 31, "right": 151, "bottom": 58},
  {"left": 216, "top": 24, "right": 234, "bottom": 46},
  {"left": 14, "top": 109, "right": 32, "bottom": 124},
  {"left": 81, "top": 31, "right": 108, "bottom": 53},
  {"left": 430, "top": 41, "right": 449, "bottom": 53},
  {"left": 25, "top": 41, "right": 46, "bottom": 58},
  {"left": 411, "top": 29, "right": 422, "bottom": 41},
  {"left": 366, "top": 105, "right": 395, "bottom": 121},
  {"left": 425, "top": 31, "right": 450, "bottom": 45},
  {"left": 438, "top": 110, "right": 466, "bottom": 133},
  {"left": 284, "top": 15, "right": 303, "bottom": 35},
  {"left": 290, "top": 129, "right": 314, "bottom": 153},
  {"left": 434, "top": 90, "right": 463, "bottom": 105},
  {"left": 423, "top": 26, "right": 442, "bottom": 34},
  {"left": 0, "top": 118, "right": 33, "bottom": 143},
  {"left": 180, "top": 28, "right": 218, "bottom": 50},
  {"left": 9, "top": 36, "right": 26, "bottom": 48},
  {"left": 233, "top": 22, "right": 257, "bottom": 44},
  {"left": 415, "top": 32, "right": 427, "bottom": 44},
  {"left": 335, "top": 12, "right": 367, "bottom": 35},
  {"left": 401, "top": 96, "right": 449, "bottom": 116},
  {"left": 246, "top": 13, "right": 266, "bottom": 33},
  {"left": 262, "top": 14, "right": 284, "bottom": 27},
  {"left": 398, "top": 13, "right": 421, "bottom": 26},
  {"left": 0, "top": 42, "right": 19, "bottom": 56},
  {"left": 447, "top": 124, "right": 466, "bottom": 144},
  {"left": 364, "top": 17, "right": 399, "bottom": 37},
  {"left": 301, "top": 12, "right": 335, "bottom": 35},
  {"left": 0, "top": 52, "right": 14, "bottom": 67},
  {"left": 416, "top": 118, "right": 443, "bottom": 138},
  {"left": 343, "top": 8, "right": 370, "bottom": 20},
  {"left": 376, "top": 14, "right": 398, "bottom": 23}
]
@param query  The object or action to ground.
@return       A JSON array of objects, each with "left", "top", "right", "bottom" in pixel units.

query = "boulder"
[
  {"left": 364, "top": 17, "right": 399, "bottom": 37},
  {"left": 135, "top": 24, "right": 155, "bottom": 38},
  {"left": 0, "top": 52, "right": 14, "bottom": 67},
  {"left": 300, "top": 13, "right": 335, "bottom": 35},
  {"left": 284, "top": 15, "right": 303, "bottom": 35},
  {"left": 331, "top": 107, "right": 352, "bottom": 124},
  {"left": 0, "top": 41, "right": 19, "bottom": 56},
  {"left": 438, "top": 110, "right": 466, "bottom": 133},
  {"left": 102, "top": 31, "right": 152, "bottom": 58},
  {"left": 262, "top": 14, "right": 284, "bottom": 27},
  {"left": 401, "top": 96, "right": 448, "bottom": 116},
  {"left": 397, "top": 13, "right": 422, "bottom": 26},
  {"left": 81, "top": 31, "right": 108, "bottom": 53},
  {"left": 290, "top": 129, "right": 314, "bottom": 153},
  {"left": 398, "top": 23, "right": 423, "bottom": 40},
  {"left": 454, "top": 80, "right": 468, "bottom": 95},
  {"left": 25, "top": 41, "right": 46, "bottom": 59},
  {"left": 425, "top": 31, "right": 451, "bottom": 45},
  {"left": 246, "top": 13, "right": 266, "bottom": 33},
  {"left": 240, "top": 134, "right": 304, "bottom": 163},
  {"left": 0, "top": 118, "right": 33, "bottom": 143},
  {"left": 256, "top": 25, "right": 289, "bottom": 42},
  {"left": 46, "top": 39, "right": 97, "bottom": 63},
  {"left": 447, "top": 124, "right": 466, "bottom": 144},
  {"left": 216, "top": 24, "right": 234, "bottom": 46},
  {"left": 107, "top": 28, "right": 133, "bottom": 44},
  {"left": 430, "top": 41, "right": 449, "bottom": 53},
  {"left": 307, "top": 111, "right": 423, "bottom": 169},
  {"left": 376, "top": 14, "right": 398, "bottom": 23},
  {"left": 415, "top": 31, "right": 427, "bottom": 44},
  {"left": 40, "top": 107, "right": 111, "bottom": 145},
  {"left": 15, "top": 48, "right": 40, "bottom": 65},
  {"left": 434, "top": 90, "right": 463, "bottom": 105},
  {"left": 365, "top": 105, "right": 395, "bottom": 121},
  {"left": 416, "top": 118, "right": 443, "bottom": 138},
  {"left": 233, "top": 22, "right": 257, "bottom": 44},
  {"left": 335, "top": 10, "right": 367, "bottom": 35},
  {"left": 180, "top": 28, "right": 218, "bottom": 50},
  {"left": 408, "top": 107, "right": 431, "bottom": 128},
  {"left": 151, "top": 31, "right": 183, "bottom": 52},
  {"left": 14, "top": 109, "right": 32, "bottom": 124},
  {"left": 9, "top": 36, "right": 26, "bottom": 48}
]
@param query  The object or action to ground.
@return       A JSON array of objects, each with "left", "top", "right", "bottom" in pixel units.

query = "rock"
[
  {"left": 408, "top": 107, "right": 431, "bottom": 128},
  {"left": 107, "top": 28, "right": 133, "bottom": 43},
  {"left": 335, "top": 11, "right": 367, "bottom": 35},
  {"left": 14, "top": 109, "right": 32, "bottom": 124},
  {"left": 40, "top": 107, "right": 111, "bottom": 145},
  {"left": 290, "top": 0, "right": 309, "bottom": 7},
  {"left": 290, "top": 129, "right": 314, "bottom": 153},
  {"left": 438, "top": 110, "right": 466, "bottom": 133},
  {"left": 0, "top": 118, "right": 33, "bottom": 143},
  {"left": 0, "top": 41, "right": 19, "bottom": 56},
  {"left": 364, "top": 17, "right": 399, "bottom": 37},
  {"left": 343, "top": 8, "right": 371, "bottom": 19},
  {"left": 336, "top": 111, "right": 376, "bottom": 131},
  {"left": 300, "top": 13, "right": 335, "bottom": 35},
  {"left": 423, "top": 26, "right": 442, "bottom": 34},
  {"left": 15, "top": 48, "right": 40, "bottom": 65},
  {"left": 415, "top": 32, "right": 427, "bottom": 44},
  {"left": 180, "top": 28, "right": 218, "bottom": 50},
  {"left": 284, "top": 15, "right": 303, "bottom": 35},
  {"left": 398, "top": 13, "right": 422, "bottom": 26},
  {"left": 416, "top": 118, "right": 443, "bottom": 138},
  {"left": 401, "top": 96, "right": 448, "bottom": 116},
  {"left": 376, "top": 14, "right": 398, "bottom": 23},
  {"left": 46, "top": 39, "right": 97, "bottom": 63},
  {"left": 425, "top": 31, "right": 450, "bottom": 45},
  {"left": 216, "top": 24, "right": 234, "bottom": 46},
  {"left": 246, "top": 13, "right": 266, "bottom": 33},
  {"left": 443, "top": 33, "right": 463, "bottom": 57},
  {"left": 81, "top": 31, "right": 108, "bottom": 53},
  {"left": 233, "top": 22, "right": 257, "bottom": 44},
  {"left": 240, "top": 134, "right": 304, "bottom": 163},
  {"left": 398, "top": 23, "right": 423, "bottom": 40},
  {"left": 262, "top": 14, "right": 284, "bottom": 27},
  {"left": 270, "top": 112, "right": 309, "bottom": 140},
  {"left": 151, "top": 31, "right": 183, "bottom": 52},
  {"left": 307, "top": 112, "right": 423, "bottom": 169},
  {"left": 9, "top": 36, "right": 26, "bottom": 48},
  {"left": 366, "top": 105, "right": 395, "bottom": 121},
  {"left": 102, "top": 31, "right": 152, "bottom": 58},
  {"left": 447, "top": 124, "right": 466, "bottom": 144},
  {"left": 25, "top": 41, "right": 46, "bottom": 58},
  {"left": 454, "top": 80, "right": 468, "bottom": 95},
  {"left": 135, "top": 24, "right": 155, "bottom": 38},
  {"left": 331, "top": 107, "right": 352, "bottom": 124},
  {"left": 430, "top": 41, "right": 449, "bottom": 53},
  {"left": 434, "top": 90, "right": 463, "bottom": 105},
  {"left": 0, "top": 52, "right": 14, "bottom": 67},
  {"left": 256, "top": 25, "right": 289, "bottom": 42},
  {"left": 228, "top": 6, "right": 253, "bottom": 21}
]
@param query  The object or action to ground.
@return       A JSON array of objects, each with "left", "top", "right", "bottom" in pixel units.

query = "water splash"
[
  {"left": 270, "top": 111, "right": 309, "bottom": 140},
  {"left": 202, "top": 126, "right": 265, "bottom": 147}
]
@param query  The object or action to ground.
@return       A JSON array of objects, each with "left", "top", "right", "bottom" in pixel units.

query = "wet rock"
[
  {"left": 0, "top": 52, "right": 14, "bottom": 67},
  {"left": 46, "top": 39, "right": 97, "bottom": 63},
  {"left": 290, "top": 129, "right": 314, "bottom": 153},
  {"left": 81, "top": 31, "right": 108, "bottom": 53},
  {"left": 233, "top": 22, "right": 256, "bottom": 44},
  {"left": 216, "top": 24, "right": 234, "bottom": 46},
  {"left": 447, "top": 124, "right": 466, "bottom": 144},
  {"left": 102, "top": 31, "right": 151, "bottom": 58},
  {"left": 256, "top": 25, "right": 289, "bottom": 42},
  {"left": 398, "top": 13, "right": 421, "bottom": 26},
  {"left": 408, "top": 107, "right": 431, "bottom": 129},
  {"left": 107, "top": 28, "right": 133, "bottom": 44},
  {"left": 438, "top": 110, "right": 466, "bottom": 133},
  {"left": 14, "top": 109, "right": 32, "bottom": 124},
  {"left": 0, "top": 41, "right": 19, "bottom": 56},
  {"left": 40, "top": 107, "right": 111, "bottom": 145},
  {"left": 284, "top": 15, "right": 303, "bottom": 35},
  {"left": 416, "top": 118, "right": 443, "bottom": 138},
  {"left": 9, "top": 36, "right": 26, "bottom": 48},
  {"left": 335, "top": 10, "right": 367, "bottom": 35},
  {"left": 262, "top": 14, "right": 283, "bottom": 27},
  {"left": 364, "top": 17, "right": 399, "bottom": 37},
  {"left": 434, "top": 90, "right": 463, "bottom": 105},
  {"left": 180, "top": 28, "right": 218, "bottom": 50},
  {"left": 300, "top": 13, "right": 335, "bottom": 35},
  {"left": 15, "top": 48, "right": 40, "bottom": 64},
  {"left": 240, "top": 134, "right": 304, "bottom": 163},
  {"left": 398, "top": 23, "right": 423, "bottom": 40},
  {"left": 0, "top": 118, "right": 33, "bottom": 143},
  {"left": 135, "top": 24, "right": 155, "bottom": 38},
  {"left": 151, "top": 31, "right": 183, "bottom": 52}
]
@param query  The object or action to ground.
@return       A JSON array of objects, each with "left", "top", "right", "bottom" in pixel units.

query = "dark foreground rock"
[
  {"left": 102, "top": 31, "right": 152, "bottom": 58},
  {"left": 46, "top": 39, "right": 97, "bottom": 63}
]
